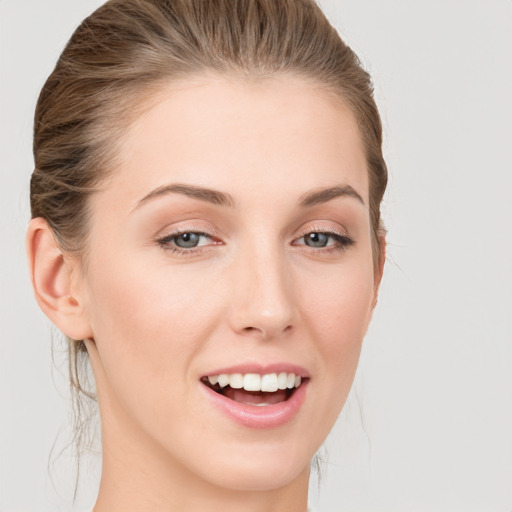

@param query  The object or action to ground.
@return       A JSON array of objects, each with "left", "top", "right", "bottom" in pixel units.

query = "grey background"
[{"left": 1, "top": 1, "right": 511, "bottom": 511}]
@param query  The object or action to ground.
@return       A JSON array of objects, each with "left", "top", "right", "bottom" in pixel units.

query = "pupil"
[
  {"left": 306, "top": 233, "right": 328, "bottom": 247},
  {"left": 176, "top": 233, "right": 200, "bottom": 248}
]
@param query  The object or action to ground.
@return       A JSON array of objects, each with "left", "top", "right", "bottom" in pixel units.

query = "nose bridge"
[{"left": 229, "top": 236, "right": 296, "bottom": 339}]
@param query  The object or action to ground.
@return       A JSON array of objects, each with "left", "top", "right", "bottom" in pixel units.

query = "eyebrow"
[
  {"left": 133, "top": 182, "right": 364, "bottom": 212},
  {"left": 133, "top": 183, "right": 235, "bottom": 211},
  {"left": 298, "top": 185, "right": 365, "bottom": 207}
]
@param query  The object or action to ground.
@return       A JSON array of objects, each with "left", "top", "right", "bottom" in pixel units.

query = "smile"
[
  {"left": 201, "top": 372, "right": 303, "bottom": 406},
  {"left": 199, "top": 367, "right": 309, "bottom": 428}
]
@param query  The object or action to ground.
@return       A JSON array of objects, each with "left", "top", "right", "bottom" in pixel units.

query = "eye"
[
  {"left": 303, "top": 232, "right": 331, "bottom": 248},
  {"left": 172, "top": 232, "right": 209, "bottom": 248},
  {"left": 157, "top": 231, "right": 214, "bottom": 252},
  {"left": 294, "top": 231, "right": 354, "bottom": 251}
]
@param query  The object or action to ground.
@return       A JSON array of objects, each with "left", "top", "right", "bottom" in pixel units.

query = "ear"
[
  {"left": 371, "top": 232, "right": 386, "bottom": 310},
  {"left": 26, "top": 218, "right": 93, "bottom": 340}
]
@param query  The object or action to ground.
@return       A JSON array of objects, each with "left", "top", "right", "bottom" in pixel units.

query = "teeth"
[
  {"left": 229, "top": 373, "right": 243, "bottom": 389},
  {"left": 243, "top": 373, "right": 261, "bottom": 391},
  {"left": 277, "top": 372, "right": 288, "bottom": 390},
  {"left": 205, "top": 372, "right": 304, "bottom": 392},
  {"left": 261, "top": 373, "right": 278, "bottom": 392},
  {"left": 218, "top": 374, "right": 229, "bottom": 388}
]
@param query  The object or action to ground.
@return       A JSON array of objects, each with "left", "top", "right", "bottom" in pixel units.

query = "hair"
[{"left": 30, "top": 0, "right": 387, "bottom": 477}]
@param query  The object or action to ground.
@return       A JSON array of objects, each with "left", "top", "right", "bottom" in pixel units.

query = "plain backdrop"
[{"left": 1, "top": 1, "right": 511, "bottom": 511}]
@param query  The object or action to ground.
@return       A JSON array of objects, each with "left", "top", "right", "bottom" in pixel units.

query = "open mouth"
[{"left": 200, "top": 372, "right": 305, "bottom": 406}]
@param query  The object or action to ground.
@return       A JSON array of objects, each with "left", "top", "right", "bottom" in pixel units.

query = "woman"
[{"left": 26, "top": 0, "right": 387, "bottom": 510}]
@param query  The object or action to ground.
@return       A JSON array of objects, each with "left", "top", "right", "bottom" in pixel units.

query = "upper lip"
[{"left": 201, "top": 363, "right": 310, "bottom": 379}]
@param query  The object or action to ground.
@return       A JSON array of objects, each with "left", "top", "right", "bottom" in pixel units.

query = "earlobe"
[{"left": 26, "top": 218, "right": 93, "bottom": 340}]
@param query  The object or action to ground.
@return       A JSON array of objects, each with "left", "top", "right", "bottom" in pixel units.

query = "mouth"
[{"left": 200, "top": 372, "right": 305, "bottom": 407}]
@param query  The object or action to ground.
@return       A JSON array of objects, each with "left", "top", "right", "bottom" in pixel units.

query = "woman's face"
[{"left": 76, "top": 76, "right": 381, "bottom": 492}]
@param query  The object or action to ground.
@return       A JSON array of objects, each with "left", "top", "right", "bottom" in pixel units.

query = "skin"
[{"left": 27, "top": 75, "right": 384, "bottom": 512}]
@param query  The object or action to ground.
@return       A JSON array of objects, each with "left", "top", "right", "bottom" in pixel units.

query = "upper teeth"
[{"left": 207, "top": 372, "right": 302, "bottom": 392}]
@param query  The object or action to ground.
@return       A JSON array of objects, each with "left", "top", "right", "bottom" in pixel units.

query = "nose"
[{"left": 228, "top": 245, "right": 296, "bottom": 340}]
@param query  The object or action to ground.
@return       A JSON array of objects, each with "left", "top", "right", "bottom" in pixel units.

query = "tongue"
[{"left": 224, "top": 388, "right": 288, "bottom": 405}]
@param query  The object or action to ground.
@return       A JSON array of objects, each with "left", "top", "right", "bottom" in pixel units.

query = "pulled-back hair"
[{"left": 30, "top": 0, "right": 387, "bottom": 468}]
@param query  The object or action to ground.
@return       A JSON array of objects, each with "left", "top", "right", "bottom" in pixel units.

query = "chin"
[
  {"left": 161, "top": 431, "right": 314, "bottom": 493},
  {"left": 202, "top": 454, "right": 310, "bottom": 492}
]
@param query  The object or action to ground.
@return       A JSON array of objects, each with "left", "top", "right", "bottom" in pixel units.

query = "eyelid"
[
  {"left": 155, "top": 224, "right": 222, "bottom": 256},
  {"left": 294, "top": 222, "right": 350, "bottom": 240},
  {"left": 292, "top": 224, "right": 355, "bottom": 251},
  {"left": 296, "top": 223, "right": 346, "bottom": 237},
  {"left": 158, "top": 230, "right": 212, "bottom": 245},
  {"left": 154, "top": 219, "right": 220, "bottom": 241}
]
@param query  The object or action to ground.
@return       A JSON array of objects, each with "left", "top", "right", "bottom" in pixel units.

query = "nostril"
[{"left": 240, "top": 324, "right": 293, "bottom": 338}]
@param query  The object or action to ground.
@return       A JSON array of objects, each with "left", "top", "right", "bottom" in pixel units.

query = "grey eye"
[
  {"left": 303, "top": 233, "right": 330, "bottom": 248},
  {"left": 173, "top": 233, "right": 203, "bottom": 248},
  {"left": 157, "top": 230, "right": 214, "bottom": 252}
]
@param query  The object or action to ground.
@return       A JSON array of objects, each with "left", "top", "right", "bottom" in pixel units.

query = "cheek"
[
  {"left": 85, "top": 247, "right": 220, "bottom": 340},
  {"left": 82, "top": 249, "right": 223, "bottom": 407},
  {"left": 300, "top": 257, "right": 374, "bottom": 386},
  {"left": 303, "top": 259, "right": 374, "bottom": 338}
]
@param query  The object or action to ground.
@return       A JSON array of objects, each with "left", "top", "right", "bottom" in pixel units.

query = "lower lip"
[{"left": 199, "top": 380, "right": 309, "bottom": 429}]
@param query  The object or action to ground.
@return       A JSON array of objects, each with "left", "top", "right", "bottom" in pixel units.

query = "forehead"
[{"left": 100, "top": 75, "right": 369, "bottom": 209}]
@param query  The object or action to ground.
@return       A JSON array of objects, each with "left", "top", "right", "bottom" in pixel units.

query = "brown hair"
[{"left": 31, "top": 0, "right": 387, "bottom": 464}]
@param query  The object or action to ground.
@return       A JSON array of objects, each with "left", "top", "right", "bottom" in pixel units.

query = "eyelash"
[
  {"left": 156, "top": 228, "right": 355, "bottom": 256},
  {"left": 294, "top": 229, "right": 355, "bottom": 252},
  {"left": 156, "top": 230, "right": 216, "bottom": 255}
]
